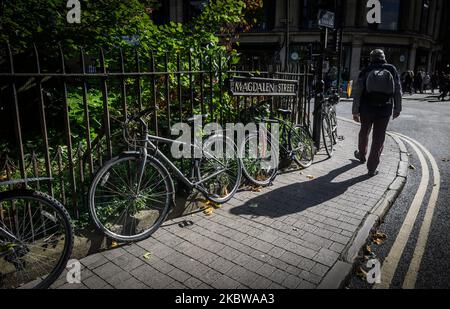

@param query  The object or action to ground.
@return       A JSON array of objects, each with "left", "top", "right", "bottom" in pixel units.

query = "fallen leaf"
[
  {"left": 251, "top": 186, "right": 262, "bottom": 192},
  {"left": 356, "top": 266, "right": 367, "bottom": 281},
  {"left": 372, "top": 232, "right": 387, "bottom": 245},
  {"left": 0, "top": 174, "right": 7, "bottom": 181},
  {"left": 110, "top": 241, "right": 119, "bottom": 248},
  {"left": 307, "top": 175, "right": 315, "bottom": 180},
  {"left": 249, "top": 203, "right": 258, "bottom": 208},
  {"left": 205, "top": 200, "right": 221, "bottom": 209},
  {"left": 203, "top": 207, "right": 214, "bottom": 216},
  {"left": 143, "top": 252, "right": 152, "bottom": 260}
]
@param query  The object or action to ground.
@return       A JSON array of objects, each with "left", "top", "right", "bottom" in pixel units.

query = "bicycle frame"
[
  {"left": 259, "top": 116, "right": 304, "bottom": 157},
  {"left": 134, "top": 133, "right": 232, "bottom": 197}
]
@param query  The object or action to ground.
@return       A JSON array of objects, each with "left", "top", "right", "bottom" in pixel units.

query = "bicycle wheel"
[
  {"left": 330, "top": 108, "right": 338, "bottom": 145},
  {"left": 290, "top": 125, "right": 314, "bottom": 169},
  {"left": 322, "top": 115, "right": 334, "bottom": 158},
  {"left": 239, "top": 133, "right": 278, "bottom": 187},
  {"left": 197, "top": 135, "right": 242, "bottom": 204},
  {"left": 0, "top": 189, "right": 73, "bottom": 289},
  {"left": 89, "top": 153, "right": 173, "bottom": 242}
]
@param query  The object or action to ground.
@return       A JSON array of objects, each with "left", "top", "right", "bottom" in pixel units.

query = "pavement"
[{"left": 52, "top": 118, "right": 405, "bottom": 289}]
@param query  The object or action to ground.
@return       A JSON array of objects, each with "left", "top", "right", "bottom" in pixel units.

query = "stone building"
[{"left": 154, "top": 0, "right": 449, "bottom": 79}]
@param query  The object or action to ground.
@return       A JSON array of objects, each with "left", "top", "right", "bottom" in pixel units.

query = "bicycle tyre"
[
  {"left": 88, "top": 153, "right": 173, "bottom": 243},
  {"left": 240, "top": 133, "right": 278, "bottom": 187},
  {"left": 197, "top": 135, "right": 242, "bottom": 204},
  {"left": 322, "top": 115, "right": 334, "bottom": 158},
  {"left": 330, "top": 108, "right": 338, "bottom": 145},
  {"left": 291, "top": 125, "right": 314, "bottom": 168},
  {"left": 0, "top": 189, "right": 73, "bottom": 289}
]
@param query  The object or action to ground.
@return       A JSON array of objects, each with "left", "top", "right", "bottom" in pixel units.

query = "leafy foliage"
[{"left": 0, "top": 0, "right": 264, "bottom": 225}]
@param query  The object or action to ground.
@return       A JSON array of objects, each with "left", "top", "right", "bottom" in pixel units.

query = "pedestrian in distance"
[
  {"left": 438, "top": 72, "right": 449, "bottom": 101},
  {"left": 431, "top": 72, "right": 439, "bottom": 94},
  {"left": 352, "top": 49, "right": 402, "bottom": 177},
  {"left": 404, "top": 71, "right": 413, "bottom": 95},
  {"left": 423, "top": 73, "right": 431, "bottom": 93},
  {"left": 414, "top": 70, "right": 423, "bottom": 94}
]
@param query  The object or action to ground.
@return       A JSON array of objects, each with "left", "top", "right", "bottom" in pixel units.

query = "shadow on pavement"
[{"left": 230, "top": 160, "right": 371, "bottom": 219}]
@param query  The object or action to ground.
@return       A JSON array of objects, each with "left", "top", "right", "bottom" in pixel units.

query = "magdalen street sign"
[{"left": 229, "top": 77, "right": 298, "bottom": 97}]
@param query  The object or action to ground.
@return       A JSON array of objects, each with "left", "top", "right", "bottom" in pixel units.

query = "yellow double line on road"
[{"left": 374, "top": 133, "right": 441, "bottom": 289}]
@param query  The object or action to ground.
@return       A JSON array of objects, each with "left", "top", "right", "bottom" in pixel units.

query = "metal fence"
[{"left": 0, "top": 43, "right": 313, "bottom": 218}]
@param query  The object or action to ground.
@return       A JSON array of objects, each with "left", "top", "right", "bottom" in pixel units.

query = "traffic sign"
[{"left": 318, "top": 10, "right": 335, "bottom": 29}]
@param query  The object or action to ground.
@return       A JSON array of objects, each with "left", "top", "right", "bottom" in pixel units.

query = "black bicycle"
[
  {"left": 326, "top": 89, "right": 340, "bottom": 145},
  {"left": 319, "top": 92, "right": 335, "bottom": 158},
  {"left": 88, "top": 108, "right": 242, "bottom": 243},
  {"left": 0, "top": 178, "right": 73, "bottom": 289},
  {"left": 239, "top": 101, "right": 314, "bottom": 187}
]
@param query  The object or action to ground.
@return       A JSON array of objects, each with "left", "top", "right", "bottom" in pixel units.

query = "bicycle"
[
  {"left": 326, "top": 89, "right": 340, "bottom": 145},
  {"left": 319, "top": 92, "right": 335, "bottom": 158},
  {"left": 0, "top": 178, "right": 73, "bottom": 289},
  {"left": 239, "top": 100, "right": 314, "bottom": 187},
  {"left": 88, "top": 107, "right": 242, "bottom": 243}
]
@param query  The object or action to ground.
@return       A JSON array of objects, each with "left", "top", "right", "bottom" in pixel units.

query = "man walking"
[
  {"left": 352, "top": 49, "right": 402, "bottom": 177},
  {"left": 438, "top": 72, "right": 449, "bottom": 101}
]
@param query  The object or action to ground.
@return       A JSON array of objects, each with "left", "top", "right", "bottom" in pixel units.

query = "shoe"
[
  {"left": 368, "top": 170, "right": 379, "bottom": 177},
  {"left": 354, "top": 151, "right": 366, "bottom": 164}
]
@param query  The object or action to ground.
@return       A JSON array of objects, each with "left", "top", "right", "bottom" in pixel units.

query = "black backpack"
[{"left": 364, "top": 65, "right": 395, "bottom": 106}]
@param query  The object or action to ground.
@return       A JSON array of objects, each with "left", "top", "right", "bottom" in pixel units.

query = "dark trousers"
[{"left": 358, "top": 115, "right": 390, "bottom": 172}]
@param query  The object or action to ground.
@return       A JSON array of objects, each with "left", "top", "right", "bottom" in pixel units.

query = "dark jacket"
[{"left": 352, "top": 60, "right": 403, "bottom": 119}]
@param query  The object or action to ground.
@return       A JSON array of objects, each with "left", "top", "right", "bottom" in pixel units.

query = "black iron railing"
[{"left": 0, "top": 43, "right": 313, "bottom": 218}]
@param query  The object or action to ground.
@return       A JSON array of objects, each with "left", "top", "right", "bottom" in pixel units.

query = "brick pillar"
[
  {"left": 409, "top": 42, "right": 418, "bottom": 71},
  {"left": 350, "top": 39, "right": 363, "bottom": 82}
]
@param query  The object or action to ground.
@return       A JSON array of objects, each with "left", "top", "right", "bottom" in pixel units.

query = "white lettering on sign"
[{"left": 229, "top": 78, "right": 297, "bottom": 97}]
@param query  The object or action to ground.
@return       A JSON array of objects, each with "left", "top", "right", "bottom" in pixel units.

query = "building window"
[
  {"left": 152, "top": 1, "right": 170, "bottom": 25},
  {"left": 368, "top": 0, "right": 401, "bottom": 31},
  {"left": 251, "top": 0, "right": 276, "bottom": 32},
  {"left": 420, "top": 0, "right": 431, "bottom": 34}
]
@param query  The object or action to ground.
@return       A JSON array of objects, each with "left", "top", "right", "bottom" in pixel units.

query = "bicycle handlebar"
[
  {"left": 123, "top": 107, "right": 156, "bottom": 147},
  {"left": 125, "top": 107, "right": 155, "bottom": 125}
]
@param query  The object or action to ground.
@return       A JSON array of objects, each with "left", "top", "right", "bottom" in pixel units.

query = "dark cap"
[{"left": 370, "top": 49, "right": 386, "bottom": 62}]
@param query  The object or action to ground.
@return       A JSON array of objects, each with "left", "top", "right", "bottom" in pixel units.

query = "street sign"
[
  {"left": 229, "top": 77, "right": 298, "bottom": 97},
  {"left": 318, "top": 10, "right": 335, "bottom": 29}
]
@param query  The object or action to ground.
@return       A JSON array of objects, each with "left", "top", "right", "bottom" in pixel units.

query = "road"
[{"left": 336, "top": 93, "right": 450, "bottom": 289}]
